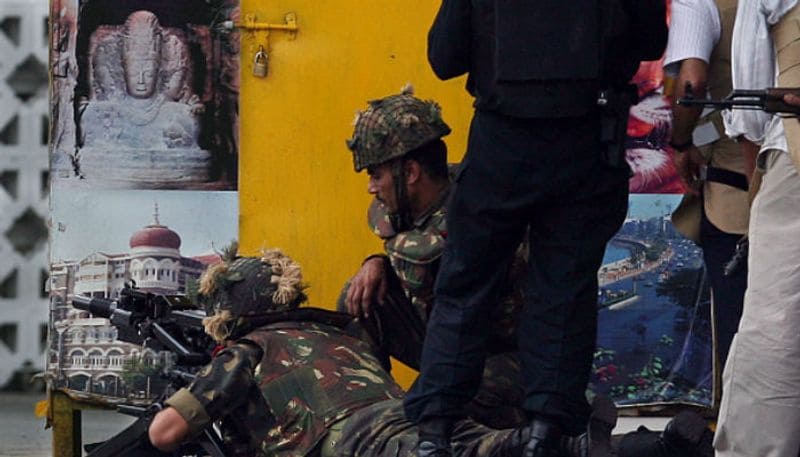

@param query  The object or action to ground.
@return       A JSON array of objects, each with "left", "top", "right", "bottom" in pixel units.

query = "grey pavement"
[
  {"left": 0, "top": 392, "right": 669, "bottom": 457},
  {"left": 0, "top": 393, "right": 135, "bottom": 457}
]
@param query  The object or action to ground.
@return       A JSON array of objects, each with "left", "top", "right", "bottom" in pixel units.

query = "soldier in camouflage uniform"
[
  {"left": 341, "top": 86, "right": 527, "bottom": 429},
  {"left": 146, "top": 246, "right": 615, "bottom": 456}
]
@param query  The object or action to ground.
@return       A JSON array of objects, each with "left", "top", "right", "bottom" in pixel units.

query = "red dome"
[{"left": 129, "top": 224, "right": 181, "bottom": 250}]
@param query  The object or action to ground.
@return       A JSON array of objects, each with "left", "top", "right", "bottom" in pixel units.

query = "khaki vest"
[
  {"left": 673, "top": 0, "right": 749, "bottom": 241},
  {"left": 704, "top": 0, "right": 749, "bottom": 235},
  {"left": 772, "top": 2, "right": 800, "bottom": 172}
]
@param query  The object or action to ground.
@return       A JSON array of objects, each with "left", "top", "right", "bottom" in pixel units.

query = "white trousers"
[{"left": 714, "top": 150, "right": 800, "bottom": 457}]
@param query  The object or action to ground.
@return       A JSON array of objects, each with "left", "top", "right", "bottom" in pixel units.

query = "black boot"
[
  {"left": 417, "top": 418, "right": 454, "bottom": 457},
  {"left": 661, "top": 411, "right": 713, "bottom": 457},
  {"left": 522, "top": 418, "right": 562, "bottom": 457},
  {"left": 617, "top": 411, "right": 712, "bottom": 457},
  {"left": 494, "top": 417, "right": 561, "bottom": 457},
  {"left": 617, "top": 426, "right": 670, "bottom": 457},
  {"left": 560, "top": 395, "right": 618, "bottom": 457}
]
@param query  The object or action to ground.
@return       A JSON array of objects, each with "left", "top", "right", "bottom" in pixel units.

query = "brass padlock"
[{"left": 253, "top": 47, "right": 268, "bottom": 78}]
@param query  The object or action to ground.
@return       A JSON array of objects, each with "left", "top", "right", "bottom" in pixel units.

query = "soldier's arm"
[
  {"left": 148, "top": 341, "right": 264, "bottom": 450},
  {"left": 345, "top": 255, "right": 390, "bottom": 318}
]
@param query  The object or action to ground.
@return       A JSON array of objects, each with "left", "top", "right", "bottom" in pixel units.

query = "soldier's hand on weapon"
[
  {"left": 149, "top": 406, "right": 190, "bottom": 452},
  {"left": 672, "top": 144, "right": 705, "bottom": 196},
  {"left": 345, "top": 256, "right": 388, "bottom": 318}
]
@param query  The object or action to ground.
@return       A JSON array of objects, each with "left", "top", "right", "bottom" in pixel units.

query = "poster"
[
  {"left": 592, "top": 195, "right": 712, "bottom": 406},
  {"left": 50, "top": 0, "right": 240, "bottom": 190},
  {"left": 48, "top": 0, "right": 240, "bottom": 404},
  {"left": 592, "top": 25, "right": 715, "bottom": 407}
]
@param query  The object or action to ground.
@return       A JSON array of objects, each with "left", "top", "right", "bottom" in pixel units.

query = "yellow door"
[{"left": 239, "top": 1, "right": 473, "bottom": 386}]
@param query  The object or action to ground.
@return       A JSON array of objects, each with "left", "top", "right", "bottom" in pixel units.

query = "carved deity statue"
[{"left": 77, "top": 10, "right": 210, "bottom": 186}]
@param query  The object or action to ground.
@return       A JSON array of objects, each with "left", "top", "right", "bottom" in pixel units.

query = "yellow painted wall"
[{"left": 238, "top": 1, "right": 473, "bottom": 387}]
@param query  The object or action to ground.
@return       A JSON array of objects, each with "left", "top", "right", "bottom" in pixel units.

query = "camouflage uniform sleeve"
[
  {"left": 165, "top": 388, "right": 212, "bottom": 436},
  {"left": 165, "top": 341, "right": 264, "bottom": 437}
]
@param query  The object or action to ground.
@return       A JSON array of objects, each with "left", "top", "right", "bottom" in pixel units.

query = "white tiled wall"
[{"left": 0, "top": 0, "right": 49, "bottom": 387}]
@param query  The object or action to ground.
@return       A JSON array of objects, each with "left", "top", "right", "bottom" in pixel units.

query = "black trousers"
[
  {"left": 404, "top": 109, "right": 629, "bottom": 434},
  {"left": 699, "top": 211, "right": 746, "bottom": 376}
]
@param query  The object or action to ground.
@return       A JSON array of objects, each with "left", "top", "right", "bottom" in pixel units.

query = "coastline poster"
[
  {"left": 593, "top": 3, "right": 715, "bottom": 409},
  {"left": 592, "top": 195, "right": 712, "bottom": 407}
]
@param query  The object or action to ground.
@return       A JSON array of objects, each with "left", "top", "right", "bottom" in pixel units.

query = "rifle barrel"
[{"left": 677, "top": 98, "right": 765, "bottom": 109}]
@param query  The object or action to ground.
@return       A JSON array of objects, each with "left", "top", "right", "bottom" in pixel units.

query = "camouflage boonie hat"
[
  {"left": 198, "top": 244, "right": 305, "bottom": 319},
  {"left": 346, "top": 85, "right": 451, "bottom": 171}
]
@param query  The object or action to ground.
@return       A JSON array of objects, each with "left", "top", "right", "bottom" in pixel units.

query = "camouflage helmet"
[
  {"left": 198, "top": 243, "right": 306, "bottom": 341},
  {"left": 346, "top": 84, "right": 451, "bottom": 172}
]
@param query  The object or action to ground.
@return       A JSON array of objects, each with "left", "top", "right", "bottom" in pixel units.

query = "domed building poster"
[{"left": 47, "top": 190, "right": 237, "bottom": 403}]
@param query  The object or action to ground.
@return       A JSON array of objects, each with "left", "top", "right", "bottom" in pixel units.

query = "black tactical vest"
[{"left": 465, "top": 0, "right": 664, "bottom": 118}]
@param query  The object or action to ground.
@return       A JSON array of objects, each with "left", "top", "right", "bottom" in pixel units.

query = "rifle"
[
  {"left": 678, "top": 83, "right": 800, "bottom": 116},
  {"left": 71, "top": 286, "right": 226, "bottom": 456}
]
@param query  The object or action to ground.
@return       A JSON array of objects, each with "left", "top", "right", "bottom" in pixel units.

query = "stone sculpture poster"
[
  {"left": 50, "top": 0, "right": 240, "bottom": 190},
  {"left": 592, "top": 29, "right": 715, "bottom": 408}
]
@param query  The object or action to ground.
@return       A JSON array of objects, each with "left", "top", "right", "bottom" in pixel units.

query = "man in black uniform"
[{"left": 403, "top": 2, "right": 667, "bottom": 456}]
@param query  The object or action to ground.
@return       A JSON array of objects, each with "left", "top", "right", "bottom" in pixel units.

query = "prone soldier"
[{"left": 146, "top": 245, "right": 617, "bottom": 456}]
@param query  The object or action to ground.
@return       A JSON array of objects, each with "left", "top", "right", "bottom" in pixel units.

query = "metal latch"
[{"left": 222, "top": 12, "right": 298, "bottom": 40}]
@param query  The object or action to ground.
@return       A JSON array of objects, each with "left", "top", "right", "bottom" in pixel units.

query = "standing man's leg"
[
  {"left": 698, "top": 212, "right": 746, "bottom": 386},
  {"left": 714, "top": 151, "right": 800, "bottom": 457},
  {"left": 405, "top": 110, "right": 629, "bottom": 449},
  {"left": 404, "top": 111, "right": 533, "bottom": 435},
  {"left": 520, "top": 163, "right": 628, "bottom": 435}
]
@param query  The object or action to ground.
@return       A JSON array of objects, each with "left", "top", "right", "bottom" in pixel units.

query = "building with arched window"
[{"left": 48, "top": 206, "right": 218, "bottom": 400}]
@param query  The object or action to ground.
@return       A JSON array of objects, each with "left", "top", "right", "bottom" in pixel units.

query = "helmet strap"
[{"left": 389, "top": 159, "right": 413, "bottom": 233}]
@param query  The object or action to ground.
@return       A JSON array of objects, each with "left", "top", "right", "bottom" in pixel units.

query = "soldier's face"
[{"left": 367, "top": 163, "right": 398, "bottom": 212}]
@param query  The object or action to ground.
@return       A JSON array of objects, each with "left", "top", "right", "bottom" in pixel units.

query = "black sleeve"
[
  {"left": 427, "top": 0, "right": 471, "bottom": 80},
  {"left": 627, "top": 0, "right": 668, "bottom": 61}
]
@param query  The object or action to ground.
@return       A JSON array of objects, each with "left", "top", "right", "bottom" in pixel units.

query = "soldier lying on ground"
[{"left": 145, "top": 245, "right": 619, "bottom": 456}]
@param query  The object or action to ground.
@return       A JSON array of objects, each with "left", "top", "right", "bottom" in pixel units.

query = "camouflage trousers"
[
  {"left": 338, "top": 279, "right": 526, "bottom": 429},
  {"left": 324, "top": 399, "right": 514, "bottom": 457}
]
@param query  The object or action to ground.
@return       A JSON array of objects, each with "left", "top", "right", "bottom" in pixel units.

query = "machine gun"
[
  {"left": 70, "top": 286, "right": 226, "bottom": 456},
  {"left": 72, "top": 286, "right": 212, "bottom": 366},
  {"left": 678, "top": 83, "right": 800, "bottom": 116}
]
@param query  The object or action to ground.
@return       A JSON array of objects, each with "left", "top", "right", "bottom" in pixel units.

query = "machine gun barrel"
[
  {"left": 678, "top": 86, "right": 800, "bottom": 115},
  {"left": 71, "top": 295, "right": 135, "bottom": 327}
]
